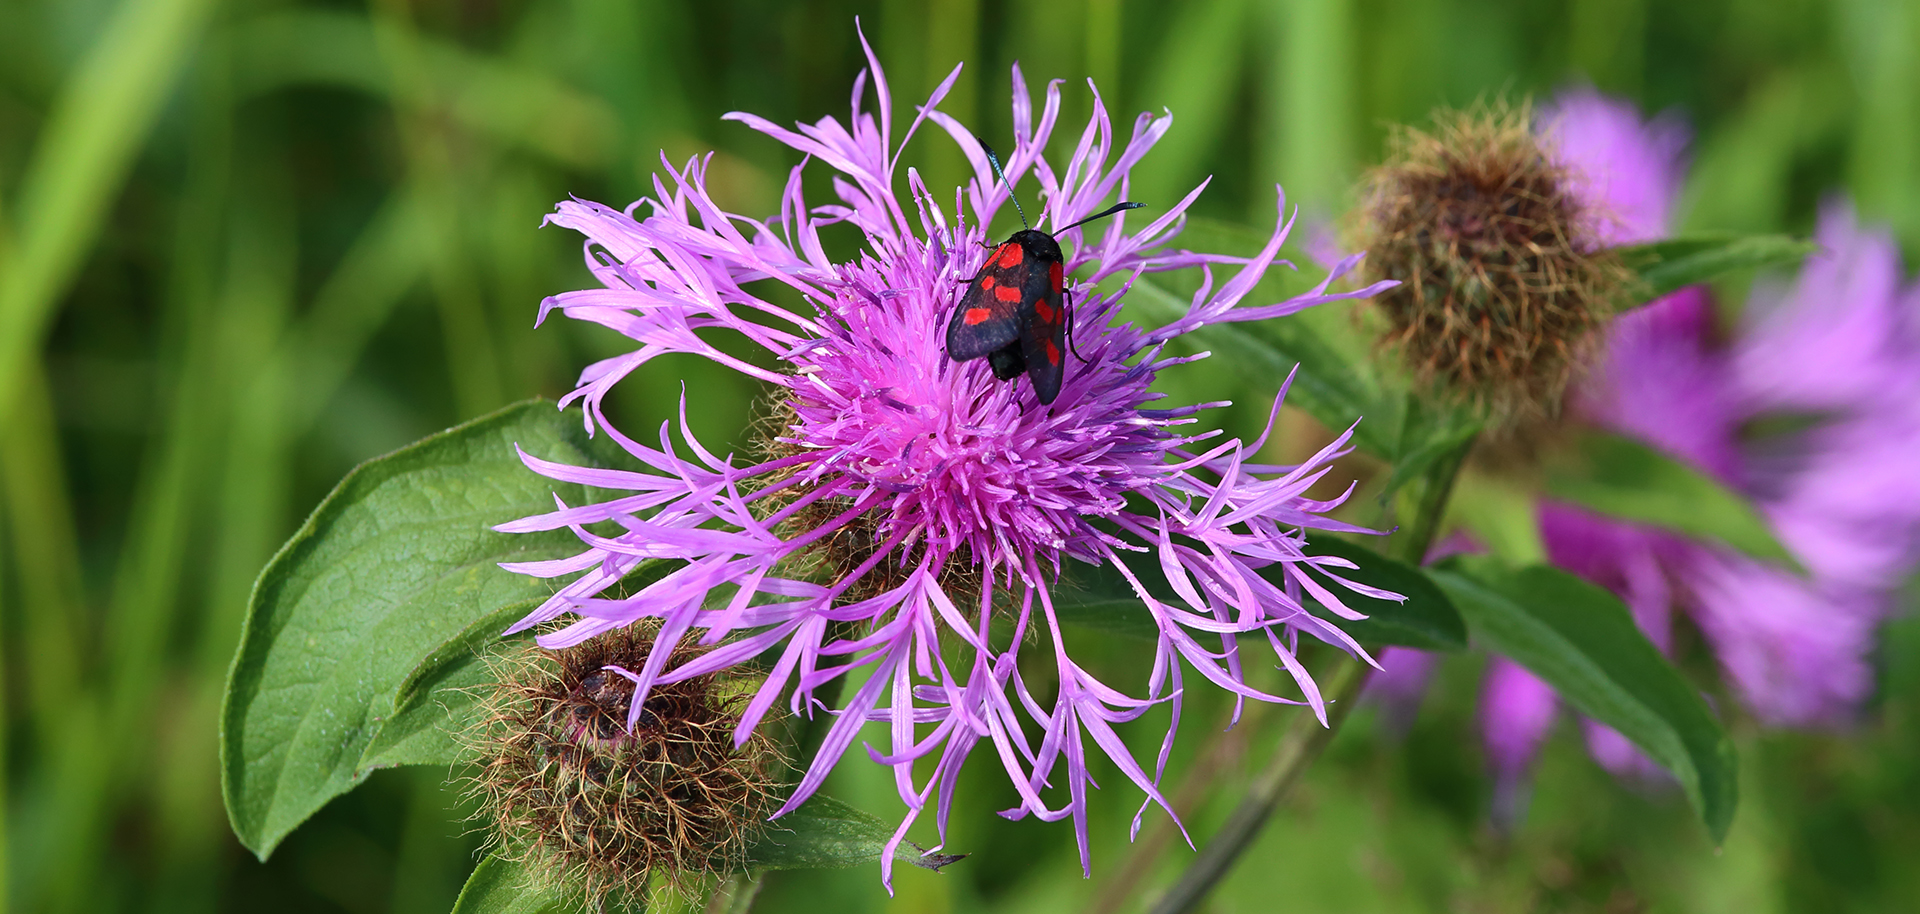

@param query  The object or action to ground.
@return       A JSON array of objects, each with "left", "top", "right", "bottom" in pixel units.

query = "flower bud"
[
  {"left": 471, "top": 628, "right": 781, "bottom": 904},
  {"left": 1357, "top": 102, "right": 1630, "bottom": 423}
]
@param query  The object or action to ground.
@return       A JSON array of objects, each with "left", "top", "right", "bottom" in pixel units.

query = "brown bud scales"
[
  {"left": 1357, "top": 102, "right": 1629, "bottom": 422},
  {"left": 470, "top": 628, "right": 782, "bottom": 906}
]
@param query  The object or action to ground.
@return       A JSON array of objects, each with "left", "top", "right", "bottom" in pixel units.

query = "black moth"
[{"left": 944, "top": 144, "right": 1144, "bottom": 404}]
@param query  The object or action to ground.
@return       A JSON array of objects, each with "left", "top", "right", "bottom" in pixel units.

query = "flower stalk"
[{"left": 1145, "top": 661, "right": 1371, "bottom": 914}]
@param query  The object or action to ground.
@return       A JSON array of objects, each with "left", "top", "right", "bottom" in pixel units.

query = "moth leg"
[{"left": 1063, "top": 285, "right": 1090, "bottom": 364}]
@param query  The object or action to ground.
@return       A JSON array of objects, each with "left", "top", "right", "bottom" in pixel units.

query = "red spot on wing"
[
  {"left": 1049, "top": 261, "right": 1063, "bottom": 289},
  {"left": 980, "top": 274, "right": 996, "bottom": 290},
  {"left": 1044, "top": 340, "right": 1061, "bottom": 365},
  {"left": 964, "top": 307, "right": 993, "bottom": 325},
  {"left": 994, "top": 284, "right": 1022, "bottom": 302},
  {"left": 1032, "top": 300, "right": 1056, "bottom": 322},
  {"left": 998, "top": 244, "right": 1024, "bottom": 268}
]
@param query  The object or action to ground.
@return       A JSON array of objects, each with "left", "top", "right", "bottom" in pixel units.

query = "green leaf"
[
  {"left": 221, "top": 399, "right": 616, "bottom": 859},
  {"left": 1614, "top": 233, "right": 1814, "bottom": 301},
  {"left": 1428, "top": 555, "right": 1738, "bottom": 841},
  {"left": 360, "top": 560, "right": 679, "bottom": 770},
  {"left": 1542, "top": 429, "right": 1802, "bottom": 571},
  {"left": 747, "top": 795, "right": 965, "bottom": 872},
  {"left": 1050, "top": 538, "right": 1466, "bottom": 651},
  {"left": 450, "top": 854, "right": 574, "bottom": 914}
]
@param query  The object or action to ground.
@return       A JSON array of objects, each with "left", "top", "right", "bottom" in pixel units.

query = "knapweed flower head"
[
  {"left": 1687, "top": 200, "right": 1920, "bottom": 724},
  {"left": 472, "top": 628, "right": 782, "bottom": 904},
  {"left": 494, "top": 34, "right": 1397, "bottom": 882},
  {"left": 1458, "top": 89, "right": 1920, "bottom": 795},
  {"left": 1356, "top": 101, "right": 1632, "bottom": 423}
]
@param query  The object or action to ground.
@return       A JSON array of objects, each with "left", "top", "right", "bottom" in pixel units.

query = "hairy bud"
[
  {"left": 471, "top": 629, "right": 782, "bottom": 904},
  {"left": 1357, "top": 102, "right": 1630, "bottom": 422}
]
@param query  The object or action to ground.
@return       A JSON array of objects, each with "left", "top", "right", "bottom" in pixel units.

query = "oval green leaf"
[
  {"left": 221, "top": 399, "right": 613, "bottom": 859},
  {"left": 1427, "top": 554, "right": 1738, "bottom": 842},
  {"left": 361, "top": 560, "right": 678, "bottom": 770},
  {"left": 1543, "top": 429, "right": 1803, "bottom": 572},
  {"left": 1302, "top": 537, "right": 1466, "bottom": 651},
  {"left": 356, "top": 602, "right": 531, "bottom": 770}
]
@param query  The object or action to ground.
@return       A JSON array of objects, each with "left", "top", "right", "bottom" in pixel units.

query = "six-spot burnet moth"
[{"left": 944, "top": 142, "right": 1145, "bottom": 405}]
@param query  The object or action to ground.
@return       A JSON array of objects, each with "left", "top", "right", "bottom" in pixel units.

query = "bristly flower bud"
[
  {"left": 1357, "top": 102, "right": 1631, "bottom": 422},
  {"left": 471, "top": 629, "right": 782, "bottom": 905}
]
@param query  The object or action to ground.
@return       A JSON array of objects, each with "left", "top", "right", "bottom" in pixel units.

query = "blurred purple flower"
[
  {"left": 1572, "top": 286, "right": 1742, "bottom": 482},
  {"left": 1365, "top": 646, "right": 1440, "bottom": 735},
  {"left": 1568, "top": 214, "right": 1918, "bottom": 735},
  {"left": 1538, "top": 86, "right": 1690, "bottom": 246},
  {"left": 1481, "top": 657, "right": 1557, "bottom": 822},
  {"left": 1469, "top": 90, "right": 1920, "bottom": 793},
  {"left": 1733, "top": 203, "right": 1920, "bottom": 414},
  {"left": 494, "top": 35, "right": 1397, "bottom": 881}
]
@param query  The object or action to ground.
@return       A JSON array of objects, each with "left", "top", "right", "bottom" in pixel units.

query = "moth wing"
[
  {"left": 945, "top": 252, "right": 1024, "bottom": 361},
  {"left": 1018, "top": 266, "right": 1067, "bottom": 404}
]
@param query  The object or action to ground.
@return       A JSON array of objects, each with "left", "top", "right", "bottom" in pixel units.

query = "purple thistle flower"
[
  {"left": 1572, "top": 287, "right": 1742, "bottom": 483},
  {"left": 1469, "top": 90, "right": 1920, "bottom": 791},
  {"left": 493, "top": 33, "right": 1397, "bottom": 882},
  {"left": 1681, "top": 202, "right": 1920, "bottom": 726},
  {"left": 1563, "top": 212, "right": 1920, "bottom": 734}
]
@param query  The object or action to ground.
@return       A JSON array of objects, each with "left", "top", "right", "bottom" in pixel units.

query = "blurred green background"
[{"left": 3, "top": 0, "right": 1918, "bottom": 911}]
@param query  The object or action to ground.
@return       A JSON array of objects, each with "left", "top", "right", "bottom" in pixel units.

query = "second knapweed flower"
[{"left": 494, "top": 35, "right": 1397, "bottom": 882}]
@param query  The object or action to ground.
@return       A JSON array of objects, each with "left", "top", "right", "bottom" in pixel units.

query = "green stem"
[
  {"left": 1144, "top": 661, "right": 1369, "bottom": 914},
  {"left": 1390, "top": 432, "right": 1477, "bottom": 565},
  {"left": 707, "top": 872, "right": 765, "bottom": 914}
]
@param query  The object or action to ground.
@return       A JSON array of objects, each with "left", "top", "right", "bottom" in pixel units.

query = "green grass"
[{"left": 1, "top": 0, "right": 1915, "bottom": 912}]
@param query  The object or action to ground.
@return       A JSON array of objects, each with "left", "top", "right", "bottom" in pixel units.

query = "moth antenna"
[
  {"left": 1056, "top": 201, "right": 1148, "bottom": 234},
  {"left": 978, "top": 139, "right": 1029, "bottom": 230}
]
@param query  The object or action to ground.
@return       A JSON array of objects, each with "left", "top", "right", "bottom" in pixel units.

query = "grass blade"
[{"left": 0, "top": 0, "right": 219, "bottom": 428}]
